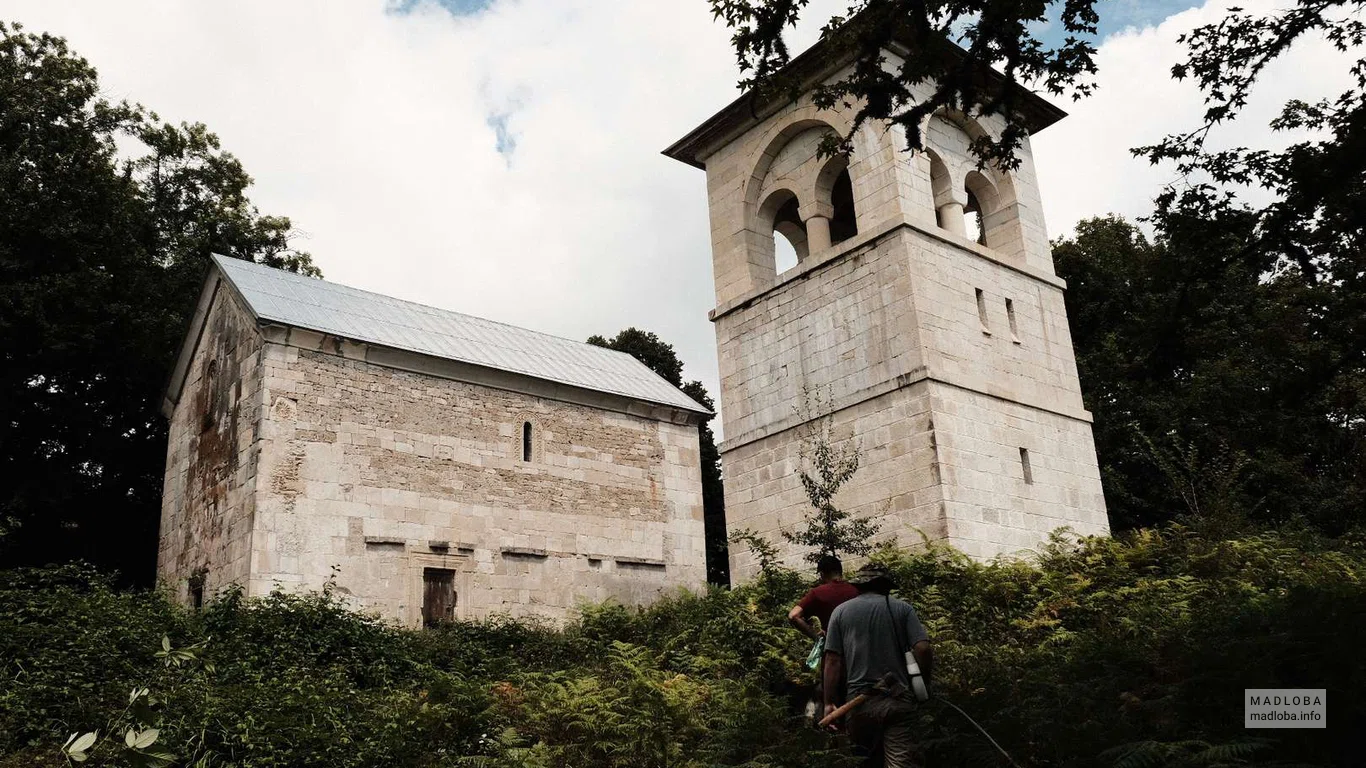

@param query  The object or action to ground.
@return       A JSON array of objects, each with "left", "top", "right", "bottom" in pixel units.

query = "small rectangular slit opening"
[
  {"left": 1019, "top": 447, "right": 1033, "bottom": 485},
  {"left": 975, "top": 288, "right": 991, "bottom": 334},
  {"left": 1005, "top": 298, "right": 1020, "bottom": 343}
]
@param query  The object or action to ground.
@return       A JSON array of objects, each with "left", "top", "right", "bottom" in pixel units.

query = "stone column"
[
  {"left": 799, "top": 201, "right": 835, "bottom": 257},
  {"left": 805, "top": 215, "right": 832, "bottom": 254},
  {"left": 936, "top": 201, "right": 966, "bottom": 237}
]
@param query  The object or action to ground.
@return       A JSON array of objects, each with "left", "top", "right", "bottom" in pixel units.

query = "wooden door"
[{"left": 422, "top": 568, "right": 456, "bottom": 628}]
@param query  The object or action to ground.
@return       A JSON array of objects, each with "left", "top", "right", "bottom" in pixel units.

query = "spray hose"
[
  {"left": 819, "top": 690, "right": 1022, "bottom": 768},
  {"left": 934, "top": 696, "right": 1023, "bottom": 768}
]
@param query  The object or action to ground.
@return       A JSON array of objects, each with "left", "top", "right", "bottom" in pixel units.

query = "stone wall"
[
  {"left": 158, "top": 279, "right": 264, "bottom": 600},
  {"left": 724, "top": 384, "right": 946, "bottom": 578},
  {"left": 903, "top": 227, "right": 1086, "bottom": 417},
  {"left": 928, "top": 382, "right": 1109, "bottom": 559},
  {"left": 713, "top": 227, "right": 926, "bottom": 444},
  {"left": 250, "top": 339, "right": 707, "bottom": 623}
]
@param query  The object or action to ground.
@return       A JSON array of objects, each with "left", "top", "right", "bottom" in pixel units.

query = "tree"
[
  {"left": 1060, "top": 0, "right": 1366, "bottom": 533},
  {"left": 586, "top": 329, "right": 730, "bottom": 585},
  {"left": 709, "top": 0, "right": 1101, "bottom": 167},
  {"left": 1141, "top": 1, "right": 1366, "bottom": 526},
  {"left": 1055, "top": 211, "right": 1364, "bottom": 533},
  {"left": 0, "top": 22, "right": 315, "bottom": 584},
  {"left": 781, "top": 391, "right": 877, "bottom": 562}
]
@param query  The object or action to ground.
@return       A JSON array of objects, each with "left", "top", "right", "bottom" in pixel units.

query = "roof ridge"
[
  {"left": 213, "top": 254, "right": 631, "bottom": 354},
  {"left": 209, "top": 255, "right": 710, "bottom": 414}
]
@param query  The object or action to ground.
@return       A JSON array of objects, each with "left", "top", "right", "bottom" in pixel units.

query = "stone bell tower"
[{"left": 664, "top": 37, "right": 1110, "bottom": 579}]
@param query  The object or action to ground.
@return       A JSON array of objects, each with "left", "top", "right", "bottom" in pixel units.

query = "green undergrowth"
[{"left": 2, "top": 524, "right": 1362, "bottom": 767}]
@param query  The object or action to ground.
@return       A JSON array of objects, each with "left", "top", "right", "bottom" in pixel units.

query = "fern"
[{"left": 1105, "top": 739, "right": 1269, "bottom": 768}]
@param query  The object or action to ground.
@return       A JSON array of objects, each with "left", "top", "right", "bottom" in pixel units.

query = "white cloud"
[
  {"left": 1032, "top": 0, "right": 1358, "bottom": 238},
  {"left": 7, "top": 0, "right": 742, "bottom": 409},
  {"left": 5, "top": 0, "right": 1353, "bottom": 434}
]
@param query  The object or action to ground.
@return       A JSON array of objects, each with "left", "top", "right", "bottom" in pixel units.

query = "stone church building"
[
  {"left": 160, "top": 28, "right": 1112, "bottom": 617},
  {"left": 664, "top": 30, "right": 1111, "bottom": 580},
  {"left": 158, "top": 255, "right": 710, "bottom": 624}
]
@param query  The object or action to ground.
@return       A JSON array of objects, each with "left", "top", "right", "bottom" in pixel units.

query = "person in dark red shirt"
[
  {"left": 790, "top": 555, "right": 860, "bottom": 641},
  {"left": 791, "top": 555, "right": 860, "bottom": 721}
]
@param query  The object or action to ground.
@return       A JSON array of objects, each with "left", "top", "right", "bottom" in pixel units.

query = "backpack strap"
[{"left": 885, "top": 594, "right": 908, "bottom": 657}]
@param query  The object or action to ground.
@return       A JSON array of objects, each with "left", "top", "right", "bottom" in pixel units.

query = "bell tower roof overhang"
[{"left": 662, "top": 30, "right": 1067, "bottom": 170}]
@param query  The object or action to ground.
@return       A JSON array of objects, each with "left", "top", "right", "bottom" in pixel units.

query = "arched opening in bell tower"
[
  {"left": 815, "top": 155, "right": 859, "bottom": 246},
  {"left": 758, "top": 188, "right": 808, "bottom": 273},
  {"left": 830, "top": 168, "right": 857, "bottom": 244},
  {"left": 964, "top": 189, "right": 986, "bottom": 245},
  {"left": 963, "top": 170, "right": 1000, "bottom": 248},
  {"left": 926, "top": 149, "right": 956, "bottom": 232},
  {"left": 923, "top": 111, "right": 1026, "bottom": 255}
]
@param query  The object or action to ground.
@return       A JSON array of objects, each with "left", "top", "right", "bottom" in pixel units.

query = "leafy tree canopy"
[
  {"left": 1056, "top": 209, "right": 1365, "bottom": 535},
  {"left": 0, "top": 22, "right": 315, "bottom": 583},
  {"left": 1055, "top": 0, "right": 1366, "bottom": 534}
]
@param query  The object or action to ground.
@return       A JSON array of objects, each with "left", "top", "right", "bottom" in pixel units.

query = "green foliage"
[
  {"left": 1056, "top": 1, "right": 1366, "bottom": 536},
  {"left": 6, "top": 524, "right": 1362, "bottom": 766},
  {"left": 730, "top": 527, "right": 784, "bottom": 579},
  {"left": 1054, "top": 212, "right": 1365, "bottom": 533},
  {"left": 782, "top": 391, "right": 878, "bottom": 563},
  {"left": 480, "top": 641, "right": 812, "bottom": 768},
  {"left": 57, "top": 642, "right": 206, "bottom": 768},
  {"left": 871, "top": 527, "right": 1366, "bottom": 767},
  {"left": 1101, "top": 739, "right": 1269, "bottom": 768},
  {"left": 0, "top": 22, "right": 315, "bottom": 584}
]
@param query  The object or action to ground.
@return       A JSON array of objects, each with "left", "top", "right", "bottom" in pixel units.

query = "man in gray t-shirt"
[{"left": 823, "top": 562, "right": 934, "bottom": 767}]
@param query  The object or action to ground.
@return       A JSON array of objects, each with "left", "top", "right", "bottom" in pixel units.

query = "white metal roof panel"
[{"left": 212, "top": 255, "right": 709, "bottom": 414}]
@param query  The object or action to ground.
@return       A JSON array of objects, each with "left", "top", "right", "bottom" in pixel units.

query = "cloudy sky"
[{"left": 5, "top": 0, "right": 1349, "bottom": 429}]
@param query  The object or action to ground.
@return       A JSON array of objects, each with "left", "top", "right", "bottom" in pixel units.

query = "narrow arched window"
[
  {"left": 770, "top": 192, "right": 807, "bottom": 272},
  {"left": 963, "top": 171, "right": 1001, "bottom": 248},
  {"left": 828, "top": 167, "right": 858, "bottom": 244},
  {"left": 522, "top": 422, "right": 533, "bottom": 462},
  {"left": 964, "top": 189, "right": 986, "bottom": 245}
]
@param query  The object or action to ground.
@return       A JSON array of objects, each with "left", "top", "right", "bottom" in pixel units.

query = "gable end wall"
[{"left": 157, "top": 281, "right": 265, "bottom": 601}]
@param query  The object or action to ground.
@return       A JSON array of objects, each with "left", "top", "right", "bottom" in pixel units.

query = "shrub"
[{"left": 1, "top": 523, "right": 1362, "bottom": 766}]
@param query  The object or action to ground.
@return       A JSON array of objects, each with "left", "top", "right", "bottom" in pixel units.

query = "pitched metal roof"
[{"left": 212, "top": 255, "right": 709, "bottom": 414}]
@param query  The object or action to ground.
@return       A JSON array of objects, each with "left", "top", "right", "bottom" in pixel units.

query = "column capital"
[{"left": 798, "top": 200, "right": 835, "bottom": 222}]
